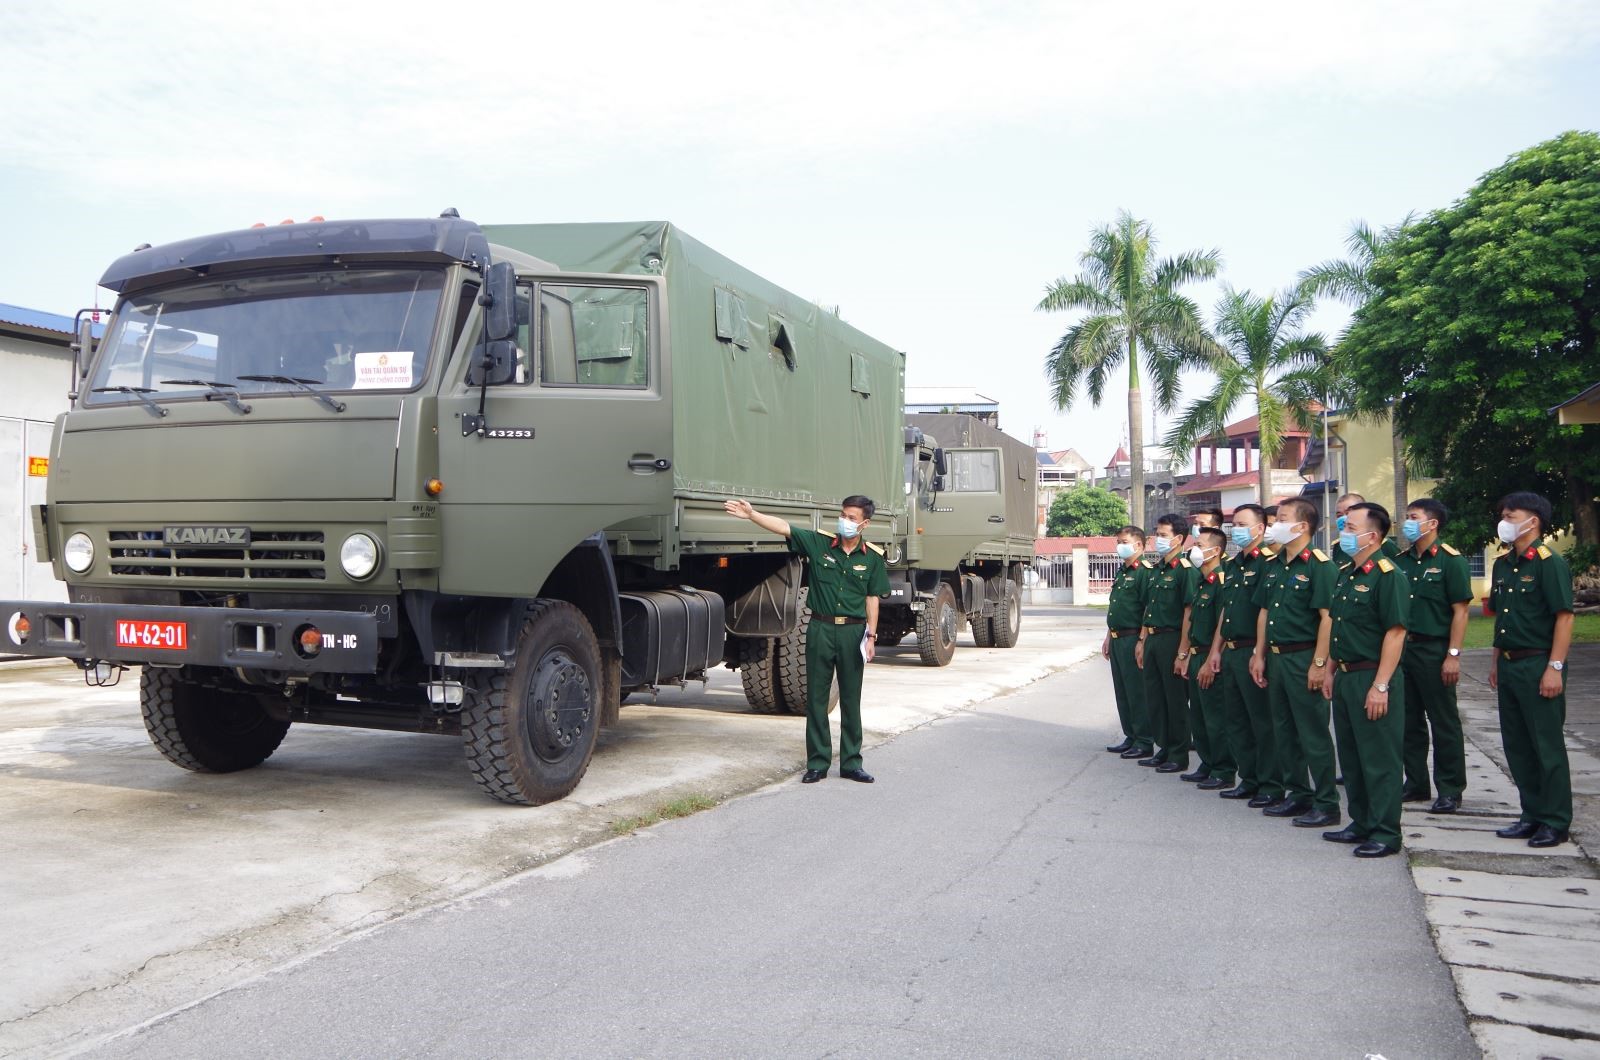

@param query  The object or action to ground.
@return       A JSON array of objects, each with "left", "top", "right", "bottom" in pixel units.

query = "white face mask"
[
  {"left": 1266, "top": 521, "right": 1298, "bottom": 545},
  {"left": 1497, "top": 516, "right": 1531, "bottom": 544},
  {"left": 1188, "top": 545, "right": 1209, "bottom": 567}
]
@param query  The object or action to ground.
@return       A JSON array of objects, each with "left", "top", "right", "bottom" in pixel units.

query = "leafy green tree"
[
  {"left": 1038, "top": 211, "right": 1220, "bottom": 527},
  {"left": 1299, "top": 216, "right": 1415, "bottom": 516},
  {"left": 1046, "top": 484, "right": 1129, "bottom": 537},
  {"left": 1164, "top": 287, "right": 1330, "bottom": 506},
  {"left": 1339, "top": 131, "right": 1600, "bottom": 548}
]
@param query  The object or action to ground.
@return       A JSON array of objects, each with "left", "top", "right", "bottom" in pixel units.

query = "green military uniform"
[
  {"left": 1254, "top": 545, "right": 1339, "bottom": 813},
  {"left": 1394, "top": 541, "right": 1474, "bottom": 800},
  {"left": 1217, "top": 544, "right": 1278, "bottom": 798},
  {"left": 1491, "top": 543, "right": 1574, "bottom": 833},
  {"left": 1329, "top": 553, "right": 1410, "bottom": 849},
  {"left": 787, "top": 526, "right": 891, "bottom": 774},
  {"left": 1141, "top": 551, "right": 1197, "bottom": 768},
  {"left": 1184, "top": 564, "right": 1233, "bottom": 783},
  {"left": 1108, "top": 557, "right": 1156, "bottom": 753}
]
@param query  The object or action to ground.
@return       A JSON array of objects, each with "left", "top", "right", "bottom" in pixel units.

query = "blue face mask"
[
  {"left": 1338, "top": 530, "right": 1364, "bottom": 555},
  {"left": 1116, "top": 542, "right": 1137, "bottom": 560},
  {"left": 1230, "top": 527, "right": 1254, "bottom": 549},
  {"left": 836, "top": 517, "right": 860, "bottom": 539},
  {"left": 1401, "top": 518, "right": 1426, "bottom": 543},
  {"left": 1335, "top": 515, "right": 1347, "bottom": 533},
  {"left": 1154, "top": 537, "right": 1174, "bottom": 555}
]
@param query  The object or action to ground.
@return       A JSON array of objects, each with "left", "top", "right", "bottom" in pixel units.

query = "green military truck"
[{"left": 3, "top": 215, "right": 1020, "bottom": 804}]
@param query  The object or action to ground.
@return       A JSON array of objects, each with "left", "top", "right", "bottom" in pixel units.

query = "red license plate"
[{"left": 116, "top": 620, "right": 188, "bottom": 650}]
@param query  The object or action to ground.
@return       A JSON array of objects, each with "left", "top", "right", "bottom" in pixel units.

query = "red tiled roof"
[
  {"left": 1104, "top": 445, "right": 1129, "bottom": 468},
  {"left": 1035, "top": 536, "right": 1118, "bottom": 554},
  {"left": 1177, "top": 470, "right": 1261, "bottom": 496},
  {"left": 1206, "top": 408, "right": 1323, "bottom": 442}
]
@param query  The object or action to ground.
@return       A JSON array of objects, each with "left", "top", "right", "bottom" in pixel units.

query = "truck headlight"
[
  {"left": 64, "top": 532, "right": 95, "bottom": 573},
  {"left": 340, "top": 533, "right": 380, "bottom": 580}
]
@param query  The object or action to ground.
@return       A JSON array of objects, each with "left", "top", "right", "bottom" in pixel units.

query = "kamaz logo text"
[{"left": 163, "top": 526, "right": 252, "bottom": 547}]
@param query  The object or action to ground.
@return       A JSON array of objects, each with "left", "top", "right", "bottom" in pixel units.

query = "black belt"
[
  {"left": 814, "top": 614, "right": 865, "bottom": 625},
  {"left": 1144, "top": 626, "right": 1179, "bottom": 635},
  {"left": 1501, "top": 648, "right": 1547, "bottom": 661},
  {"left": 1224, "top": 637, "right": 1257, "bottom": 651},
  {"left": 1407, "top": 633, "right": 1445, "bottom": 643},
  {"left": 1336, "top": 659, "right": 1379, "bottom": 672},
  {"left": 1109, "top": 627, "right": 1139, "bottom": 639},
  {"left": 1269, "top": 641, "right": 1316, "bottom": 654}
]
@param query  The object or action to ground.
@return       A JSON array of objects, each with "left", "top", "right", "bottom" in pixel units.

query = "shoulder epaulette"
[
  {"left": 1311, "top": 548, "right": 1330, "bottom": 562},
  {"left": 1260, "top": 546, "right": 1278, "bottom": 559},
  {"left": 1537, "top": 545, "right": 1552, "bottom": 559},
  {"left": 1140, "top": 558, "right": 1158, "bottom": 569},
  {"left": 1440, "top": 543, "right": 1460, "bottom": 556},
  {"left": 1376, "top": 557, "right": 1395, "bottom": 573},
  {"left": 1178, "top": 558, "right": 1191, "bottom": 568},
  {"left": 864, "top": 541, "right": 884, "bottom": 556}
]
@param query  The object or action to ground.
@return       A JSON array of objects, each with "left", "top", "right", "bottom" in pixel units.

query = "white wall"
[{"left": 1, "top": 332, "right": 72, "bottom": 601}]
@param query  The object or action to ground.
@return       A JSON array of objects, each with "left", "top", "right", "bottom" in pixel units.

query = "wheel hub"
[{"left": 526, "top": 649, "right": 593, "bottom": 763}]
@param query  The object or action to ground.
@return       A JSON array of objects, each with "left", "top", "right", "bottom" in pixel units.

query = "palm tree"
[
  {"left": 1299, "top": 218, "right": 1414, "bottom": 515},
  {"left": 1164, "top": 287, "right": 1331, "bottom": 506},
  {"left": 1038, "top": 211, "right": 1220, "bottom": 527}
]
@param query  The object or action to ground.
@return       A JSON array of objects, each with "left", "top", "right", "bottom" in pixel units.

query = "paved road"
[{"left": 93, "top": 649, "right": 1476, "bottom": 1059}]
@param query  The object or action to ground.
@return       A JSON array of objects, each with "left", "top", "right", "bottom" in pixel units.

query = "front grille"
[{"left": 108, "top": 530, "right": 327, "bottom": 581}]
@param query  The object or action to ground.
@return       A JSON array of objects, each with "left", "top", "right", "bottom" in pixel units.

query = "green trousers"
[
  {"left": 1400, "top": 639, "right": 1467, "bottom": 799},
  {"left": 1141, "top": 631, "right": 1191, "bottom": 767},
  {"left": 1331, "top": 667, "right": 1406, "bottom": 849},
  {"left": 1497, "top": 653, "right": 1572, "bottom": 832},
  {"left": 1267, "top": 649, "right": 1339, "bottom": 813},
  {"left": 1187, "top": 652, "right": 1234, "bottom": 781},
  {"left": 1220, "top": 645, "right": 1279, "bottom": 797},
  {"left": 806, "top": 620, "right": 865, "bottom": 773},
  {"left": 1109, "top": 634, "right": 1152, "bottom": 752}
]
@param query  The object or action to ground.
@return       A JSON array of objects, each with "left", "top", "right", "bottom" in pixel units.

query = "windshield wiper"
[
  {"left": 236, "top": 375, "right": 347, "bottom": 413},
  {"left": 161, "top": 379, "right": 252, "bottom": 415},
  {"left": 91, "top": 386, "right": 168, "bottom": 418}
]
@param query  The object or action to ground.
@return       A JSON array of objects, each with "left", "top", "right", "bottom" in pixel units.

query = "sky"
[{"left": 3, "top": 1, "right": 1597, "bottom": 470}]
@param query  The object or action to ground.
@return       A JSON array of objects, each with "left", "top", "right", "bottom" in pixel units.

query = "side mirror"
[
  {"left": 933, "top": 447, "right": 949, "bottom": 476},
  {"left": 71, "top": 311, "right": 99, "bottom": 400},
  {"left": 467, "top": 339, "right": 518, "bottom": 387},
  {"left": 481, "top": 262, "right": 518, "bottom": 342}
]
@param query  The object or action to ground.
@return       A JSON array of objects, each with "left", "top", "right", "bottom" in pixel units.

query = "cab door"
[
  {"left": 437, "top": 274, "right": 672, "bottom": 597},
  {"left": 919, "top": 447, "right": 1006, "bottom": 570}
]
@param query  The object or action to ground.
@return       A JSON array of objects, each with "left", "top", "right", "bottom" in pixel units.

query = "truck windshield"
[{"left": 86, "top": 268, "right": 446, "bottom": 405}]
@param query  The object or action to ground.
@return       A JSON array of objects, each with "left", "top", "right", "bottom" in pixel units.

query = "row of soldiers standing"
[{"left": 1103, "top": 491, "right": 1575, "bottom": 856}]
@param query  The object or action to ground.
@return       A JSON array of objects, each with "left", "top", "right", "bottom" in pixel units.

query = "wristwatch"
[
  {"left": 1177, "top": 651, "right": 1190, "bottom": 660},
  {"left": 1312, "top": 656, "right": 1327, "bottom": 668},
  {"left": 1375, "top": 682, "right": 1390, "bottom": 693},
  {"left": 1447, "top": 647, "right": 1461, "bottom": 657},
  {"left": 1550, "top": 660, "right": 1565, "bottom": 671},
  {"left": 866, "top": 632, "right": 877, "bottom": 641}
]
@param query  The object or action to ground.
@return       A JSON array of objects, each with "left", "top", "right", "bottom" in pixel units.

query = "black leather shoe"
[
  {"left": 1246, "top": 793, "right": 1279, "bottom": 808},
  {"left": 1335, "top": 775, "right": 1345, "bottom": 786},
  {"left": 1219, "top": 785, "right": 1256, "bottom": 800},
  {"left": 1121, "top": 746, "right": 1151, "bottom": 759},
  {"left": 1293, "top": 809, "right": 1340, "bottom": 828},
  {"left": 1137, "top": 756, "right": 1164, "bottom": 767},
  {"left": 1528, "top": 825, "right": 1570, "bottom": 848},
  {"left": 1106, "top": 739, "right": 1135, "bottom": 754},
  {"left": 1263, "top": 799, "right": 1311, "bottom": 818},
  {"left": 1198, "top": 777, "right": 1232, "bottom": 791},
  {"left": 1353, "top": 841, "right": 1399, "bottom": 858},
  {"left": 1401, "top": 789, "right": 1431, "bottom": 803},
  {"left": 1179, "top": 769, "right": 1209, "bottom": 782},
  {"left": 1429, "top": 795, "right": 1460, "bottom": 815},
  {"left": 801, "top": 769, "right": 826, "bottom": 784},
  {"left": 1155, "top": 762, "right": 1184, "bottom": 774},
  {"left": 840, "top": 768, "right": 875, "bottom": 784},
  {"left": 1322, "top": 826, "right": 1366, "bottom": 844},
  {"left": 1496, "top": 820, "right": 1538, "bottom": 839}
]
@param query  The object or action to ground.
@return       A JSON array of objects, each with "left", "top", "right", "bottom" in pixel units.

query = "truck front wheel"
[
  {"left": 463, "top": 601, "right": 602, "bottom": 805},
  {"left": 140, "top": 667, "right": 291, "bottom": 773},
  {"left": 915, "top": 581, "right": 961, "bottom": 667}
]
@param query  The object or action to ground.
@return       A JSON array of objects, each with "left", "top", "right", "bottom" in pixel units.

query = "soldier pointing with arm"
[{"left": 725, "top": 495, "right": 890, "bottom": 784}]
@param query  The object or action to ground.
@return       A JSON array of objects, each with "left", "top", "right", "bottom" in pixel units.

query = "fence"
[{"left": 1025, "top": 550, "right": 1125, "bottom": 604}]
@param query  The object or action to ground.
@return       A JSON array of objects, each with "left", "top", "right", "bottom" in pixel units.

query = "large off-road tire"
[
  {"left": 139, "top": 667, "right": 290, "bottom": 773},
  {"left": 738, "top": 637, "right": 781, "bottom": 713},
  {"left": 915, "top": 581, "right": 961, "bottom": 667},
  {"left": 971, "top": 607, "right": 996, "bottom": 647},
  {"left": 991, "top": 576, "right": 1022, "bottom": 648},
  {"left": 463, "top": 601, "right": 602, "bottom": 805},
  {"left": 774, "top": 587, "right": 838, "bottom": 716}
]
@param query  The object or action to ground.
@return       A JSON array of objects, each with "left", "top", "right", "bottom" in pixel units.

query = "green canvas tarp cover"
[{"left": 483, "top": 223, "right": 905, "bottom": 521}]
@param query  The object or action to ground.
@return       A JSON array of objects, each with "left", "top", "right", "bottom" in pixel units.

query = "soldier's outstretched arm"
[{"left": 724, "top": 499, "right": 792, "bottom": 538}]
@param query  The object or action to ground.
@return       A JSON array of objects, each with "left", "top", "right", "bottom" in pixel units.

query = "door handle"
[
  {"left": 628, "top": 456, "right": 672, "bottom": 472},
  {"left": 988, "top": 515, "right": 1005, "bottom": 523}
]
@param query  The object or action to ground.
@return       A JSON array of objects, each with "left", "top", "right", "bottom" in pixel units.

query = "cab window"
[{"left": 537, "top": 284, "right": 649, "bottom": 388}]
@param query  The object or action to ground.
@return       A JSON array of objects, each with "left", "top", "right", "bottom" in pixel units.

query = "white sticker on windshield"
[{"left": 353, "top": 352, "right": 414, "bottom": 389}]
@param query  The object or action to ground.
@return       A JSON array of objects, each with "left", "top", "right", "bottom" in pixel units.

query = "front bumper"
[{"left": 0, "top": 600, "right": 379, "bottom": 673}]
